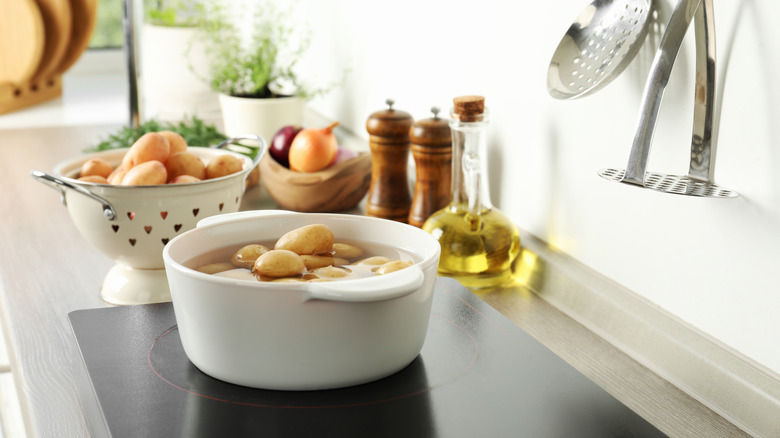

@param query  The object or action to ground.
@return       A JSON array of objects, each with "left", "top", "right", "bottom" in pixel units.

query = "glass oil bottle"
[{"left": 422, "top": 96, "right": 520, "bottom": 289}]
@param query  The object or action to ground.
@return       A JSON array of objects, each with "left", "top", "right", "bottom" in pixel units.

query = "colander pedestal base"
[{"left": 101, "top": 263, "right": 171, "bottom": 305}]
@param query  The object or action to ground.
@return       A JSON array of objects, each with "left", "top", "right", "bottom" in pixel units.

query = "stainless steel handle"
[
  {"left": 122, "top": 0, "right": 141, "bottom": 129},
  {"left": 214, "top": 134, "right": 268, "bottom": 180},
  {"left": 30, "top": 170, "right": 118, "bottom": 220},
  {"left": 687, "top": 0, "right": 716, "bottom": 182},
  {"left": 623, "top": 0, "right": 703, "bottom": 185}
]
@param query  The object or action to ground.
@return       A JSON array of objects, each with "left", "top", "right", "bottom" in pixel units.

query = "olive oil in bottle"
[{"left": 422, "top": 96, "right": 520, "bottom": 289}]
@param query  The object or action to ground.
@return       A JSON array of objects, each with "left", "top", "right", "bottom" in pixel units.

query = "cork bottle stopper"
[
  {"left": 452, "top": 95, "right": 485, "bottom": 122},
  {"left": 409, "top": 107, "right": 451, "bottom": 148},
  {"left": 366, "top": 98, "right": 413, "bottom": 138}
]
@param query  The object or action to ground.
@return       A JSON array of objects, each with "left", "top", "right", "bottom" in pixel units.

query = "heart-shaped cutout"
[
  {"left": 192, "top": 208, "right": 200, "bottom": 217},
  {"left": 161, "top": 238, "right": 170, "bottom": 245},
  {"left": 144, "top": 226, "right": 152, "bottom": 234},
  {"left": 219, "top": 202, "right": 224, "bottom": 211},
  {"left": 127, "top": 212, "right": 135, "bottom": 220},
  {"left": 160, "top": 211, "right": 168, "bottom": 220},
  {"left": 112, "top": 225, "right": 120, "bottom": 233},
  {"left": 174, "top": 224, "right": 182, "bottom": 232},
  {"left": 129, "top": 239, "right": 137, "bottom": 246}
]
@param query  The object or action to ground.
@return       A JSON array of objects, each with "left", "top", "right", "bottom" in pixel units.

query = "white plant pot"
[
  {"left": 140, "top": 24, "right": 221, "bottom": 122},
  {"left": 218, "top": 94, "right": 304, "bottom": 143}
]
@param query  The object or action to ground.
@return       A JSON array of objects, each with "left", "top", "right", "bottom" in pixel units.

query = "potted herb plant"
[
  {"left": 141, "top": 0, "right": 220, "bottom": 122},
  {"left": 191, "top": 0, "right": 338, "bottom": 142}
]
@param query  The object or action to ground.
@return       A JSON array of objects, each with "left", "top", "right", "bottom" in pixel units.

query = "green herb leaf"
[
  {"left": 144, "top": 0, "right": 201, "bottom": 27},
  {"left": 190, "top": 0, "right": 344, "bottom": 99},
  {"left": 86, "top": 115, "right": 228, "bottom": 153}
]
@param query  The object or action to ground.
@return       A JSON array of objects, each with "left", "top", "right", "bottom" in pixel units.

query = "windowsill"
[{"left": 0, "top": 50, "right": 128, "bottom": 131}]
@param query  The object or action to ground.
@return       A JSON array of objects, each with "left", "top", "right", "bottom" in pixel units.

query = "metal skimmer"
[
  {"left": 597, "top": 0, "right": 737, "bottom": 198},
  {"left": 548, "top": 0, "right": 653, "bottom": 99}
]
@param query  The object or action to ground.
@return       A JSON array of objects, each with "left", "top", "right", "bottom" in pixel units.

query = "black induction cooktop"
[{"left": 69, "top": 277, "right": 666, "bottom": 437}]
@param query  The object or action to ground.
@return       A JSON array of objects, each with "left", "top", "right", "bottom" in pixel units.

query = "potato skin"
[
  {"left": 107, "top": 166, "right": 127, "bottom": 185},
  {"left": 78, "top": 175, "right": 108, "bottom": 183},
  {"left": 300, "top": 255, "right": 336, "bottom": 270},
  {"left": 357, "top": 256, "right": 392, "bottom": 266},
  {"left": 312, "top": 266, "right": 349, "bottom": 278},
  {"left": 124, "top": 132, "right": 171, "bottom": 169},
  {"left": 252, "top": 250, "right": 305, "bottom": 277},
  {"left": 231, "top": 244, "right": 270, "bottom": 269},
  {"left": 299, "top": 255, "right": 350, "bottom": 270},
  {"left": 158, "top": 131, "right": 187, "bottom": 155},
  {"left": 331, "top": 243, "right": 364, "bottom": 259},
  {"left": 121, "top": 160, "right": 167, "bottom": 185},
  {"left": 72, "top": 130, "right": 204, "bottom": 186},
  {"left": 80, "top": 158, "right": 113, "bottom": 179},
  {"left": 165, "top": 151, "right": 206, "bottom": 182},
  {"left": 275, "top": 224, "right": 335, "bottom": 255},
  {"left": 205, "top": 154, "right": 243, "bottom": 179},
  {"left": 169, "top": 175, "right": 201, "bottom": 184},
  {"left": 375, "top": 260, "right": 412, "bottom": 275}
]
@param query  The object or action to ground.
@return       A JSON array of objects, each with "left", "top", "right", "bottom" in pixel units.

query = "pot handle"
[
  {"left": 304, "top": 265, "right": 425, "bottom": 303},
  {"left": 196, "top": 209, "right": 295, "bottom": 228},
  {"left": 214, "top": 134, "right": 267, "bottom": 179},
  {"left": 30, "top": 170, "right": 117, "bottom": 220}
]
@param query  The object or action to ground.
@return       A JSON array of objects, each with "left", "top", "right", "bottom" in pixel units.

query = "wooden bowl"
[{"left": 259, "top": 152, "right": 371, "bottom": 212}]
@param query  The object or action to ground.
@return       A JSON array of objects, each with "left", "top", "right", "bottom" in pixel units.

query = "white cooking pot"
[{"left": 162, "top": 210, "right": 441, "bottom": 390}]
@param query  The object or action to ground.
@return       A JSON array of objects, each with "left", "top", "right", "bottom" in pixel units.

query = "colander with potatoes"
[{"left": 31, "top": 134, "right": 266, "bottom": 305}]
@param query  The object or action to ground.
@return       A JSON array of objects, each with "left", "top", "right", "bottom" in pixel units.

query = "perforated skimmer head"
[
  {"left": 548, "top": 0, "right": 653, "bottom": 99},
  {"left": 598, "top": 168, "right": 737, "bottom": 198}
]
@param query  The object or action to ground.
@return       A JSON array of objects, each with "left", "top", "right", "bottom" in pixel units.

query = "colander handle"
[
  {"left": 30, "top": 170, "right": 118, "bottom": 221},
  {"left": 214, "top": 134, "right": 267, "bottom": 179}
]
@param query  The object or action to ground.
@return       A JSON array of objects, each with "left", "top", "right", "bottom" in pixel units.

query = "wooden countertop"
[{"left": 0, "top": 124, "right": 749, "bottom": 437}]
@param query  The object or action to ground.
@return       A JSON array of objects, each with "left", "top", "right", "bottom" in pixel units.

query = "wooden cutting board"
[
  {"left": 56, "top": 0, "right": 97, "bottom": 74},
  {"left": 29, "top": 0, "right": 72, "bottom": 87},
  {"left": 0, "top": 0, "right": 45, "bottom": 86},
  {"left": 0, "top": 0, "right": 96, "bottom": 115}
]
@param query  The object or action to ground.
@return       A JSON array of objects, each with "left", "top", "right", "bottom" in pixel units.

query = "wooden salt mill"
[
  {"left": 365, "top": 99, "right": 413, "bottom": 222},
  {"left": 409, "top": 107, "right": 452, "bottom": 227}
]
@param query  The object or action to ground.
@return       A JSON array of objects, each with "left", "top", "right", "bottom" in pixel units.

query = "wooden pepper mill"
[
  {"left": 365, "top": 99, "right": 413, "bottom": 222},
  {"left": 409, "top": 107, "right": 452, "bottom": 227}
]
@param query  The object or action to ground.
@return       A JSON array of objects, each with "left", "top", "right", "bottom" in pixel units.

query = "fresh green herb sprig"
[
  {"left": 86, "top": 116, "right": 227, "bottom": 152},
  {"left": 166, "top": 116, "right": 228, "bottom": 147},
  {"left": 144, "top": 0, "right": 201, "bottom": 27},
  {"left": 192, "top": 0, "right": 344, "bottom": 100}
]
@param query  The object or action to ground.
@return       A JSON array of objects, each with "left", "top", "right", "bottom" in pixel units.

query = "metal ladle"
[
  {"left": 547, "top": 0, "right": 653, "bottom": 99},
  {"left": 598, "top": 0, "right": 736, "bottom": 197}
]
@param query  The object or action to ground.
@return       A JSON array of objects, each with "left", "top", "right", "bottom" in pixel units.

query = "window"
[
  {"left": 89, "top": 1, "right": 200, "bottom": 49},
  {"left": 91, "top": 0, "right": 125, "bottom": 49}
]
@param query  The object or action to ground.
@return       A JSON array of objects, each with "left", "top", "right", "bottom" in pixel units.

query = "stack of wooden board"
[{"left": 0, "top": 0, "right": 97, "bottom": 115}]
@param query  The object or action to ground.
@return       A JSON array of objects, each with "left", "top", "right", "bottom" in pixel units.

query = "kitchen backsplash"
[{"left": 296, "top": 0, "right": 780, "bottom": 376}]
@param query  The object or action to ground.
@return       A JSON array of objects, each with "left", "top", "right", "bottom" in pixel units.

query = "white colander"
[{"left": 31, "top": 135, "right": 265, "bottom": 305}]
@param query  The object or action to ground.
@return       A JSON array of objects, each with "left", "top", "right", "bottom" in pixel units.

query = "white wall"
[{"left": 293, "top": 0, "right": 780, "bottom": 375}]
